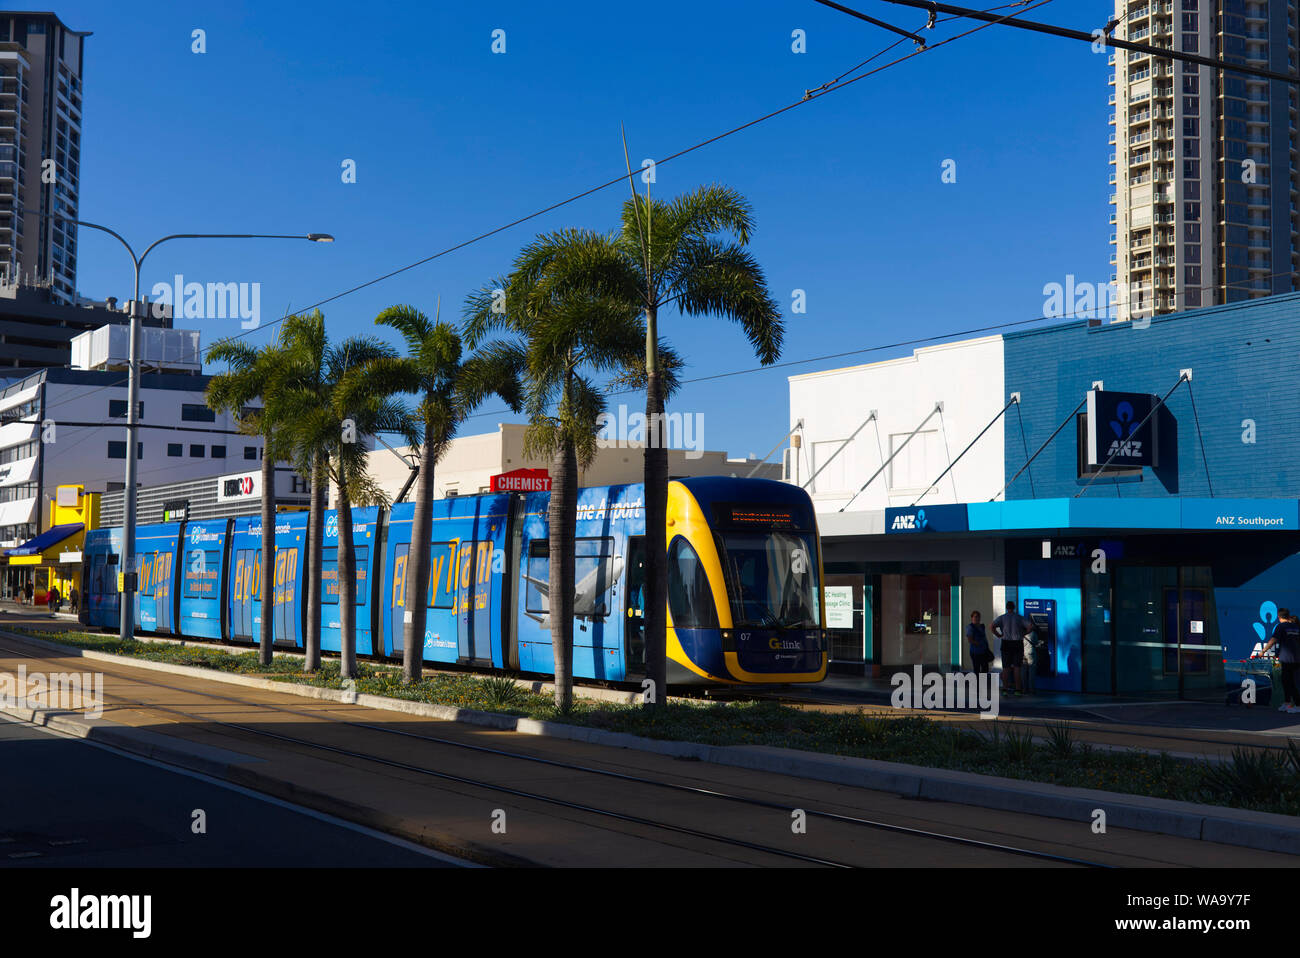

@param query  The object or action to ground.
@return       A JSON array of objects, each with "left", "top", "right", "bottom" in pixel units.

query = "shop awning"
[
  {"left": 9, "top": 523, "right": 84, "bottom": 557},
  {"left": 864, "top": 497, "right": 1300, "bottom": 537}
]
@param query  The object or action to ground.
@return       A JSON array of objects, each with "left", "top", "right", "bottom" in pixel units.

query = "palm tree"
[
  {"left": 364, "top": 303, "right": 524, "bottom": 684},
  {"left": 465, "top": 229, "right": 679, "bottom": 709},
  {"left": 274, "top": 312, "right": 332, "bottom": 673},
  {"left": 278, "top": 332, "right": 412, "bottom": 680},
  {"left": 206, "top": 337, "right": 289, "bottom": 667},
  {"left": 530, "top": 186, "right": 784, "bottom": 705}
]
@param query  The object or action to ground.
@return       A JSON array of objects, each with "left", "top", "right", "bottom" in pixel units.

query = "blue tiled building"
[{"left": 792, "top": 293, "right": 1300, "bottom": 698}]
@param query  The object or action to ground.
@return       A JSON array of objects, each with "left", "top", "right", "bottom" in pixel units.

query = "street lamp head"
[{"left": 306, "top": 233, "right": 335, "bottom": 243}]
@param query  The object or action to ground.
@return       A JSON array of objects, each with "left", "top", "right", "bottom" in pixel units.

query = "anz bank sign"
[
  {"left": 885, "top": 504, "right": 968, "bottom": 535},
  {"left": 1086, "top": 389, "right": 1159, "bottom": 469}
]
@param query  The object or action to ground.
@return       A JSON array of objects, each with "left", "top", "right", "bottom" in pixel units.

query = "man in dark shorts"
[
  {"left": 1262, "top": 608, "right": 1300, "bottom": 712},
  {"left": 991, "top": 600, "right": 1033, "bottom": 695}
]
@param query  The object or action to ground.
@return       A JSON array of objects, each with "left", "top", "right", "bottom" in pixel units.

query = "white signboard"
[
  {"left": 1189, "top": 620, "right": 1203, "bottom": 634},
  {"left": 216, "top": 470, "right": 262, "bottom": 503},
  {"left": 825, "top": 586, "right": 855, "bottom": 630}
]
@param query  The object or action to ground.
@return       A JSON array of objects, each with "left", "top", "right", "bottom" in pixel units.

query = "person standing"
[
  {"left": 23, "top": 581, "right": 33, "bottom": 606},
  {"left": 966, "top": 611, "right": 993, "bottom": 675},
  {"left": 1261, "top": 608, "right": 1300, "bottom": 713},
  {"left": 69, "top": 586, "right": 79, "bottom": 616},
  {"left": 992, "top": 600, "right": 1034, "bottom": 695},
  {"left": 48, "top": 585, "right": 61, "bottom": 614}
]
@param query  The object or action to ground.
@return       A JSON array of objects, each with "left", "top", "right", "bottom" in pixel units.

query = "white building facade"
[{"left": 786, "top": 336, "right": 1012, "bottom": 677}]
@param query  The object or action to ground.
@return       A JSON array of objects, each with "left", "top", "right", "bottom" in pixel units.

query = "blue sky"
[{"left": 54, "top": 0, "right": 1110, "bottom": 458}]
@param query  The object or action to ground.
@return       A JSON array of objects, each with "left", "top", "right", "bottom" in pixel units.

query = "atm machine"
[{"left": 1022, "top": 598, "right": 1057, "bottom": 677}]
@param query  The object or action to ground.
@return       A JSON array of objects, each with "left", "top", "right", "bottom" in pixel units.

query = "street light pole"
[{"left": 40, "top": 213, "right": 333, "bottom": 641}]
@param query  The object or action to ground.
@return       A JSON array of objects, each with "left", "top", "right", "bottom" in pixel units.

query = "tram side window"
[
  {"left": 427, "top": 541, "right": 456, "bottom": 608},
  {"left": 355, "top": 546, "right": 369, "bottom": 605},
  {"left": 667, "top": 536, "right": 719, "bottom": 630},
  {"left": 184, "top": 550, "right": 221, "bottom": 597},
  {"left": 141, "top": 552, "right": 157, "bottom": 596},
  {"left": 322, "top": 546, "right": 369, "bottom": 606},
  {"left": 322, "top": 547, "right": 339, "bottom": 604},
  {"left": 574, "top": 537, "right": 616, "bottom": 618},
  {"left": 525, "top": 540, "right": 549, "bottom": 613}
]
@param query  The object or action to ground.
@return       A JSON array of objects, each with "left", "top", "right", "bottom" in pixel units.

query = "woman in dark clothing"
[{"left": 966, "top": 611, "right": 994, "bottom": 674}]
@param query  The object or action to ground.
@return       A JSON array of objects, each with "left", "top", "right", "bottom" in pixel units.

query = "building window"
[
  {"left": 181, "top": 403, "right": 216, "bottom": 423},
  {"left": 108, "top": 441, "right": 143, "bottom": 459},
  {"left": 190, "top": 444, "right": 205, "bottom": 458},
  {"left": 244, "top": 446, "right": 257, "bottom": 460},
  {"left": 108, "top": 400, "right": 142, "bottom": 419},
  {"left": 211, "top": 445, "right": 226, "bottom": 458},
  {"left": 1185, "top": 265, "right": 1202, "bottom": 286},
  {"left": 167, "top": 443, "right": 182, "bottom": 457}
]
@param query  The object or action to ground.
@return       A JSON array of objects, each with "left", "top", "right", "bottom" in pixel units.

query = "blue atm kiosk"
[{"left": 1022, "top": 598, "right": 1057, "bottom": 677}]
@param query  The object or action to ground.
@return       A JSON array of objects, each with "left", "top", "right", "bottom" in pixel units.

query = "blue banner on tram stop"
[
  {"left": 885, "top": 503, "right": 969, "bottom": 534},
  {"left": 1086, "top": 389, "right": 1159, "bottom": 468}
]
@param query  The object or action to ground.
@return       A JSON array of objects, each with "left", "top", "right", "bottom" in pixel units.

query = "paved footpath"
[{"left": 0, "top": 627, "right": 1295, "bottom": 867}]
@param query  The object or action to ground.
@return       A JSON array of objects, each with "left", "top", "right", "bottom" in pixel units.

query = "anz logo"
[
  {"left": 890, "top": 508, "right": 929, "bottom": 532},
  {"left": 1106, "top": 401, "right": 1142, "bottom": 458}
]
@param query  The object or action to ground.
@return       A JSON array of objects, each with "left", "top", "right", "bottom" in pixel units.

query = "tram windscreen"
[{"left": 714, "top": 530, "right": 821, "bottom": 630}]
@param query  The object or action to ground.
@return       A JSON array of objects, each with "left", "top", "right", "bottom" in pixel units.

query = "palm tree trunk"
[
  {"left": 642, "top": 305, "right": 668, "bottom": 708},
  {"left": 337, "top": 454, "right": 358, "bottom": 681},
  {"left": 550, "top": 438, "right": 578, "bottom": 710},
  {"left": 258, "top": 439, "right": 276, "bottom": 667},
  {"left": 304, "top": 452, "right": 325, "bottom": 672},
  {"left": 403, "top": 425, "right": 434, "bottom": 684}
]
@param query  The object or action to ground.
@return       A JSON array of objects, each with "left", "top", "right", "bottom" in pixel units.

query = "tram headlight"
[{"left": 720, "top": 629, "right": 736, "bottom": 652}]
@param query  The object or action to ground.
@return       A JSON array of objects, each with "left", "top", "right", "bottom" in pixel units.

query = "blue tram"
[{"left": 79, "top": 477, "right": 828, "bottom": 686}]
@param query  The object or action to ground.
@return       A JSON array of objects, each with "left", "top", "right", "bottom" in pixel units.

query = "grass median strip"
[{"left": 11, "top": 628, "right": 1300, "bottom": 818}]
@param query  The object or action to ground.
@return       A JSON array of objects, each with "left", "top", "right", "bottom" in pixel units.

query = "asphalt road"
[{"left": 0, "top": 715, "right": 461, "bottom": 867}]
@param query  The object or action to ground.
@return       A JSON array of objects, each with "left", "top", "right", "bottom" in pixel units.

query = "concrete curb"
[{"left": 4, "top": 628, "right": 1300, "bottom": 856}]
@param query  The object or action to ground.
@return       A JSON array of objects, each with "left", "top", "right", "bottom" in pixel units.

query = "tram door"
[
  {"left": 624, "top": 536, "right": 646, "bottom": 675},
  {"left": 456, "top": 540, "right": 492, "bottom": 666}
]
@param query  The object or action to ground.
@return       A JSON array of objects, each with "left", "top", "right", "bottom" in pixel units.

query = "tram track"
[{"left": 0, "top": 636, "right": 1111, "bottom": 868}]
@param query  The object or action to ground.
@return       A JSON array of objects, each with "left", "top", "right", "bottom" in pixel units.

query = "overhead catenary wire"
[
  {"left": 868, "top": 0, "right": 1300, "bottom": 85},
  {"left": 28, "top": 0, "right": 1054, "bottom": 424}
]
